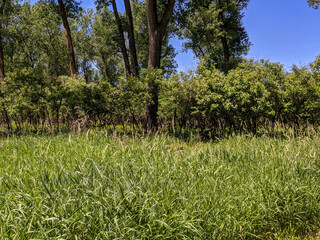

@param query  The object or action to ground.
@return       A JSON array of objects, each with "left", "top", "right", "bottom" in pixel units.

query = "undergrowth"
[{"left": 0, "top": 131, "right": 320, "bottom": 239}]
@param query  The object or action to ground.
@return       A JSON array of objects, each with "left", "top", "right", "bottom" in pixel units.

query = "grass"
[{"left": 0, "top": 130, "right": 320, "bottom": 239}]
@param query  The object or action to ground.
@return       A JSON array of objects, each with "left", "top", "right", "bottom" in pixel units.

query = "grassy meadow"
[{"left": 1, "top": 131, "right": 320, "bottom": 239}]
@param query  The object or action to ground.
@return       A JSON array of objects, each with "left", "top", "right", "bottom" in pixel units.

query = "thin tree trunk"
[
  {"left": 0, "top": 30, "right": 4, "bottom": 80},
  {"left": 0, "top": 1, "right": 8, "bottom": 130},
  {"left": 0, "top": 0, "right": 6, "bottom": 80},
  {"left": 58, "top": 0, "right": 77, "bottom": 76},
  {"left": 111, "top": 0, "right": 131, "bottom": 78},
  {"left": 124, "top": 0, "right": 139, "bottom": 76},
  {"left": 216, "top": 0, "right": 230, "bottom": 65},
  {"left": 221, "top": 36, "right": 230, "bottom": 62},
  {"left": 146, "top": 0, "right": 175, "bottom": 129},
  {"left": 2, "top": 104, "right": 10, "bottom": 130},
  {"left": 100, "top": 51, "right": 110, "bottom": 81}
]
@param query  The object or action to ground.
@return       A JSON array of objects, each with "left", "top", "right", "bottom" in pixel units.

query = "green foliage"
[
  {"left": 158, "top": 57, "right": 320, "bottom": 134},
  {"left": 2, "top": 54, "right": 320, "bottom": 134},
  {"left": 178, "top": 0, "right": 251, "bottom": 72},
  {"left": 284, "top": 65, "right": 320, "bottom": 122},
  {"left": 308, "top": 0, "right": 320, "bottom": 9},
  {"left": 0, "top": 69, "right": 46, "bottom": 123},
  {"left": 131, "top": 0, "right": 178, "bottom": 76},
  {"left": 91, "top": 5, "right": 123, "bottom": 85},
  {"left": 0, "top": 0, "right": 319, "bottom": 135},
  {"left": 160, "top": 71, "right": 197, "bottom": 123},
  {"left": 221, "top": 60, "right": 285, "bottom": 122}
]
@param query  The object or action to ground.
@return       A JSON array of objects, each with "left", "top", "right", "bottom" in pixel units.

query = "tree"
[
  {"left": 110, "top": 0, "right": 131, "bottom": 78},
  {"left": 130, "top": 0, "right": 177, "bottom": 75},
  {"left": 0, "top": 0, "right": 6, "bottom": 80},
  {"left": 147, "top": 0, "right": 175, "bottom": 69},
  {"left": 146, "top": 0, "right": 176, "bottom": 129},
  {"left": 308, "top": 0, "right": 320, "bottom": 8},
  {"left": 74, "top": 9, "right": 95, "bottom": 83},
  {"left": 124, "top": 0, "right": 139, "bottom": 76},
  {"left": 95, "top": 0, "right": 140, "bottom": 78},
  {"left": 57, "top": 0, "right": 78, "bottom": 75},
  {"left": 178, "top": 0, "right": 251, "bottom": 73},
  {"left": 92, "top": 5, "right": 122, "bottom": 85},
  {"left": 216, "top": 0, "right": 230, "bottom": 64},
  {"left": 31, "top": 1, "right": 69, "bottom": 78}
]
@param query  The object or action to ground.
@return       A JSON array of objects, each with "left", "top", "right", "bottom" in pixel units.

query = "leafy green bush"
[{"left": 1, "top": 57, "right": 320, "bottom": 134}]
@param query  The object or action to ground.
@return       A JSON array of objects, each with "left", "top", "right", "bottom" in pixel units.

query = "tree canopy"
[
  {"left": 0, "top": 0, "right": 319, "bottom": 134},
  {"left": 308, "top": 0, "right": 320, "bottom": 8}
]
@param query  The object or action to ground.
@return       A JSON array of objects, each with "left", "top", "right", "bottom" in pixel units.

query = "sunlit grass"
[{"left": 0, "top": 131, "right": 320, "bottom": 239}]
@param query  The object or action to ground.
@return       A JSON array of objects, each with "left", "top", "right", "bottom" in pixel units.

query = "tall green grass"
[{"left": 1, "top": 131, "right": 320, "bottom": 239}]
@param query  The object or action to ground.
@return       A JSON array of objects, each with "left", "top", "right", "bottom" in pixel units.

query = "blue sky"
[
  {"left": 31, "top": 0, "right": 320, "bottom": 72},
  {"left": 244, "top": 0, "right": 320, "bottom": 71}
]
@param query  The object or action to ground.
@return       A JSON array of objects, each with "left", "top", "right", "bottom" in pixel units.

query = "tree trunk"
[
  {"left": 0, "top": 29, "right": 4, "bottom": 80},
  {"left": 3, "top": 105, "right": 10, "bottom": 130},
  {"left": 145, "top": 34, "right": 162, "bottom": 129},
  {"left": 216, "top": 0, "right": 230, "bottom": 68},
  {"left": 100, "top": 51, "right": 110, "bottom": 81},
  {"left": 221, "top": 36, "right": 230, "bottom": 62},
  {"left": 148, "top": 31, "right": 162, "bottom": 69},
  {"left": 58, "top": 0, "right": 77, "bottom": 76},
  {"left": 111, "top": 0, "right": 131, "bottom": 79},
  {"left": 0, "top": 0, "right": 6, "bottom": 80},
  {"left": 124, "top": 0, "right": 139, "bottom": 76},
  {"left": 146, "top": 0, "right": 175, "bottom": 129}
]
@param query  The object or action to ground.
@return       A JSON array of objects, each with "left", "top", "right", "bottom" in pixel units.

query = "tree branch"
[{"left": 159, "top": 0, "right": 175, "bottom": 36}]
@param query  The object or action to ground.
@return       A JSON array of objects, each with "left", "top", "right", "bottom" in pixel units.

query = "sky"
[
  {"left": 30, "top": 0, "right": 320, "bottom": 72},
  {"left": 243, "top": 0, "right": 320, "bottom": 71}
]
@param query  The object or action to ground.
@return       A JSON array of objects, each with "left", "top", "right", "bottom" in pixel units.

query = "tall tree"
[
  {"left": 111, "top": 0, "right": 131, "bottom": 78},
  {"left": 146, "top": 0, "right": 176, "bottom": 129},
  {"left": 178, "top": 0, "right": 250, "bottom": 73},
  {"left": 124, "top": 0, "right": 139, "bottom": 76},
  {"left": 147, "top": 0, "right": 175, "bottom": 69},
  {"left": 32, "top": 1, "right": 69, "bottom": 78},
  {"left": 216, "top": 0, "right": 230, "bottom": 64},
  {"left": 74, "top": 9, "right": 95, "bottom": 83},
  {"left": 57, "top": 0, "right": 78, "bottom": 75},
  {"left": 92, "top": 6, "right": 122, "bottom": 85},
  {"left": 0, "top": 0, "right": 6, "bottom": 80},
  {"left": 130, "top": 0, "right": 177, "bottom": 76}
]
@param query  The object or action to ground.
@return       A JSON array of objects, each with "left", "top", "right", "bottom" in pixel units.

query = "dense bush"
[
  {"left": 1, "top": 57, "right": 320, "bottom": 134},
  {"left": 159, "top": 58, "right": 320, "bottom": 134}
]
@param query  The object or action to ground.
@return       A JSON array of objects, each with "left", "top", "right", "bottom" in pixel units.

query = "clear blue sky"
[
  {"left": 243, "top": 0, "right": 320, "bottom": 70},
  {"left": 31, "top": 0, "right": 320, "bottom": 72}
]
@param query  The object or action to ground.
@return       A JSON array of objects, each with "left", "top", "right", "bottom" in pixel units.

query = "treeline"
[
  {"left": 0, "top": 0, "right": 319, "bottom": 135},
  {"left": 1, "top": 58, "right": 320, "bottom": 134}
]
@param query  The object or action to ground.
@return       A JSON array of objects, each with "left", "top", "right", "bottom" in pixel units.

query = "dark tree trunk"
[
  {"left": 124, "top": 0, "right": 139, "bottom": 76},
  {"left": 221, "top": 36, "right": 230, "bottom": 62},
  {"left": 0, "top": 0, "right": 6, "bottom": 80},
  {"left": 58, "top": 0, "right": 77, "bottom": 76},
  {"left": 146, "top": 0, "right": 175, "bottom": 129},
  {"left": 111, "top": 0, "right": 131, "bottom": 79},
  {"left": 148, "top": 31, "right": 162, "bottom": 69},
  {"left": 216, "top": 0, "right": 230, "bottom": 67}
]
